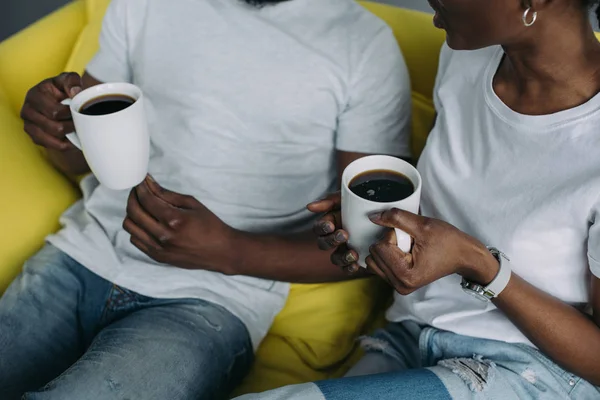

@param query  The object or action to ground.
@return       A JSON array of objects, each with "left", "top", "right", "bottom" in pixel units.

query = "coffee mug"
[
  {"left": 341, "top": 155, "right": 422, "bottom": 267},
  {"left": 61, "top": 83, "right": 150, "bottom": 190}
]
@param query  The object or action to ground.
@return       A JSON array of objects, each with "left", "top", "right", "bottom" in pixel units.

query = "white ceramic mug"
[
  {"left": 341, "top": 155, "right": 422, "bottom": 267},
  {"left": 61, "top": 83, "right": 150, "bottom": 190}
]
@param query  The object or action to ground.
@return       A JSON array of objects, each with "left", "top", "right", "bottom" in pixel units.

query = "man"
[{"left": 0, "top": 0, "right": 410, "bottom": 398}]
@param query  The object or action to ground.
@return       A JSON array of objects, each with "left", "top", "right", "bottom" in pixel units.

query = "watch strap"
[
  {"left": 483, "top": 248, "right": 511, "bottom": 299},
  {"left": 461, "top": 248, "right": 511, "bottom": 301}
]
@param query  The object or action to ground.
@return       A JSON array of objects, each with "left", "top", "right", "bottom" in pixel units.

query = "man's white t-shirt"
[
  {"left": 388, "top": 43, "right": 600, "bottom": 346},
  {"left": 48, "top": 0, "right": 411, "bottom": 348}
]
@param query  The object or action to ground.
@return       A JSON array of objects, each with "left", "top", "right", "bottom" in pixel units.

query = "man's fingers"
[
  {"left": 312, "top": 211, "right": 341, "bottom": 237},
  {"left": 307, "top": 192, "right": 341, "bottom": 213},
  {"left": 25, "top": 90, "right": 72, "bottom": 121},
  {"left": 316, "top": 229, "right": 348, "bottom": 251},
  {"left": 51, "top": 72, "right": 83, "bottom": 98},
  {"left": 23, "top": 122, "right": 71, "bottom": 151},
  {"left": 126, "top": 189, "right": 174, "bottom": 242},
  {"left": 123, "top": 217, "right": 163, "bottom": 251},
  {"left": 22, "top": 104, "right": 73, "bottom": 139},
  {"left": 369, "top": 208, "right": 424, "bottom": 237},
  {"left": 145, "top": 175, "right": 199, "bottom": 209},
  {"left": 135, "top": 179, "right": 182, "bottom": 226},
  {"left": 330, "top": 245, "right": 358, "bottom": 267}
]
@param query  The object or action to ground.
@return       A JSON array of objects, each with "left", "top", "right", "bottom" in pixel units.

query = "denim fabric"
[
  {"left": 353, "top": 321, "right": 600, "bottom": 400},
  {"left": 0, "top": 245, "right": 253, "bottom": 400},
  {"left": 235, "top": 321, "right": 600, "bottom": 399}
]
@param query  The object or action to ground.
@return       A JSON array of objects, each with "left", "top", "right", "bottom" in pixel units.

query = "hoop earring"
[{"left": 522, "top": 7, "right": 537, "bottom": 27}]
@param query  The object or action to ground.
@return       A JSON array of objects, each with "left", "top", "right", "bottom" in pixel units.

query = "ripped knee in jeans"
[{"left": 438, "top": 355, "right": 496, "bottom": 392}]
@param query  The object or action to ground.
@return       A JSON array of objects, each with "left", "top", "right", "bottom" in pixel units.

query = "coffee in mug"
[
  {"left": 61, "top": 83, "right": 150, "bottom": 191},
  {"left": 349, "top": 170, "right": 415, "bottom": 203},
  {"left": 80, "top": 94, "right": 136, "bottom": 116},
  {"left": 341, "top": 156, "right": 422, "bottom": 267}
]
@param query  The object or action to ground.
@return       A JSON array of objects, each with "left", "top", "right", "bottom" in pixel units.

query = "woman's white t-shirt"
[{"left": 387, "top": 43, "right": 600, "bottom": 346}]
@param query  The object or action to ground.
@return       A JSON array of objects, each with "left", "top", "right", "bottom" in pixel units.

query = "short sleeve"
[
  {"left": 588, "top": 208, "right": 600, "bottom": 278},
  {"left": 336, "top": 27, "right": 411, "bottom": 158},
  {"left": 86, "top": 0, "right": 132, "bottom": 83}
]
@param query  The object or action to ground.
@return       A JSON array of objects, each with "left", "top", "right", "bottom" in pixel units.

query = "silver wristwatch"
[{"left": 461, "top": 247, "right": 512, "bottom": 302}]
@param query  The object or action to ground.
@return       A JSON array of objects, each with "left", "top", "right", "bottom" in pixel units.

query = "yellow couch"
[{"left": 0, "top": 0, "right": 445, "bottom": 395}]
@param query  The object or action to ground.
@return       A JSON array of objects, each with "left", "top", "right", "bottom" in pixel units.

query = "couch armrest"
[{"left": 0, "top": 1, "right": 86, "bottom": 115}]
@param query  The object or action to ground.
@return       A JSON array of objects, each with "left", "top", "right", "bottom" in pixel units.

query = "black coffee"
[
  {"left": 349, "top": 169, "right": 414, "bottom": 203},
  {"left": 80, "top": 94, "right": 135, "bottom": 116}
]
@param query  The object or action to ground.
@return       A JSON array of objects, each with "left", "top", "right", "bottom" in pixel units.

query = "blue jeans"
[
  {"left": 0, "top": 245, "right": 253, "bottom": 400},
  {"left": 236, "top": 321, "right": 600, "bottom": 399}
]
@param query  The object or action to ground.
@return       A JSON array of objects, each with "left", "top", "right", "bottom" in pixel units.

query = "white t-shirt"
[
  {"left": 48, "top": 0, "right": 411, "bottom": 348},
  {"left": 388, "top": 43, "right": 600, "bottom": 346}
]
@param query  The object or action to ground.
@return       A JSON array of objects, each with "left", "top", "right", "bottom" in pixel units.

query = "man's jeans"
[{"left": 0, "top": 245, "right": 253, "bottom": 400}]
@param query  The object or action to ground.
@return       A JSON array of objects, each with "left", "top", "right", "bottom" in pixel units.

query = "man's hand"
[
  {"left": 307, "top": 192, "right": 360, "bottom": 274},
  {"left": 21, "top": 72, "right": 83, "bottom": 151},
  {"left": 366, "top": 209, "right": 499, "bottom": 294},
  {"left": 123, "top": 176, "right": 238, "bottom": 273}
]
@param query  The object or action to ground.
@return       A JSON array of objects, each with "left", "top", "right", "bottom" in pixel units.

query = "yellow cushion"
[
  {"left": 235, "top": 279, "right": 390, "bottom": 395},
  {"left": 0, "top": 100, "right": 80, "bottom": 293},
  {"left": 65, "top": 0, "right": 110, "bottom": 73},
  {"left": 0, "top": 1, "right": 86, "bottom": 115}
]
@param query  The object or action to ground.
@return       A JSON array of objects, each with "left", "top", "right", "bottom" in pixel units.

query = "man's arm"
[
  {"left": 123, "top": 152, "right": 376, "bottom": 283},
  {"left": 231, "top": 151, "right": 371, "bottom": 283}
]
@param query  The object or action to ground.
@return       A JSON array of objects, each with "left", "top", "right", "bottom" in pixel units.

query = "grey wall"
[
  {"left": 1, "top": 0, "right": 596, "bottom": 42},
  {"left": 1, "top": 0, "right": 73, "bottom": 41},
  {"left": 0, "top": 0, "right": 431, "bottom": 42}
]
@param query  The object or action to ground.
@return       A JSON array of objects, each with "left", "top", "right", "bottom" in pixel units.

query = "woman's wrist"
[{"left": 459, "top": 242, "right": 500, "bottom": 285}]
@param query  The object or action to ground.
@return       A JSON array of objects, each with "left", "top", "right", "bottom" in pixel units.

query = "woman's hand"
[
  {"left": 307, "top": 192, "right": 361, "bottom": 274},
  {"left": 367, "top": 208, "right": 500, "bottom": 294}
]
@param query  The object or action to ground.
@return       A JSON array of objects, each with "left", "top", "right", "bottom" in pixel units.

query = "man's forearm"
[
  {"left": 47, "top": 148, "right": 91, "bottom": 177},
  {"left": 230, "top": 230, "right": 368, "bottom": 283}
]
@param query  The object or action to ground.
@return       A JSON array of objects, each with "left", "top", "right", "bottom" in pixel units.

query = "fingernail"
[
  {"left": 368, "top": 211, "right": 383, "bottom": 221},
  {"left": 69, "top": 86, "right": 82, "bottom": 97},
  {"left": 320, "top": 222, "right": 333, "bottom": 234},
  {"left": 344, "top": 252, "right": 357, "bottom": 263},
  {"left": 307, "top": 198, "right": 327, "bottom": 208},
  {"left": 334, "top": 231, "right": 346, "bottom": 242}
]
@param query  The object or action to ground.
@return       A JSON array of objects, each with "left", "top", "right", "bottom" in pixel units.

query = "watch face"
[{"left": 461, "top": 287, "right": 489, "bottom": 302}]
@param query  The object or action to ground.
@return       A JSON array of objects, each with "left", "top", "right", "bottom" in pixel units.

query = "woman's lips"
[
  {"left": 428, "top": 0, "right": 446, "bottom": 29},
  {"left": 433, "top": 11, "right": 445, "bottom": 29}
]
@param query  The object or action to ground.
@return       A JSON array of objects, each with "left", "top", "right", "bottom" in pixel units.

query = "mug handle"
[
  {"left": 60, "top": 98, "right": 82, "bottom": 150},
  {"left": 394, "top": 228, "right": 412, "bottom": 253}
]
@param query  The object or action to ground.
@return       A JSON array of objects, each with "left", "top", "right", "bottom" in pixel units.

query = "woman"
[{"left": 237, "top": 0, "right": 600, "bottom": 398}]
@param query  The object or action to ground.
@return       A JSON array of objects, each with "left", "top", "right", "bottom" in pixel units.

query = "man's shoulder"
[{"left": 331, "top": 0, "right": 394, "bottom": 38}]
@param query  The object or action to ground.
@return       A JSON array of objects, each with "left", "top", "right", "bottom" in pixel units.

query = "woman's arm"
[
  {"left": 363, "top": 209, "right": 600, "bottom": 385},
  {"left": 492, "top": 272, "right": 600, "bottom": 385}
]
